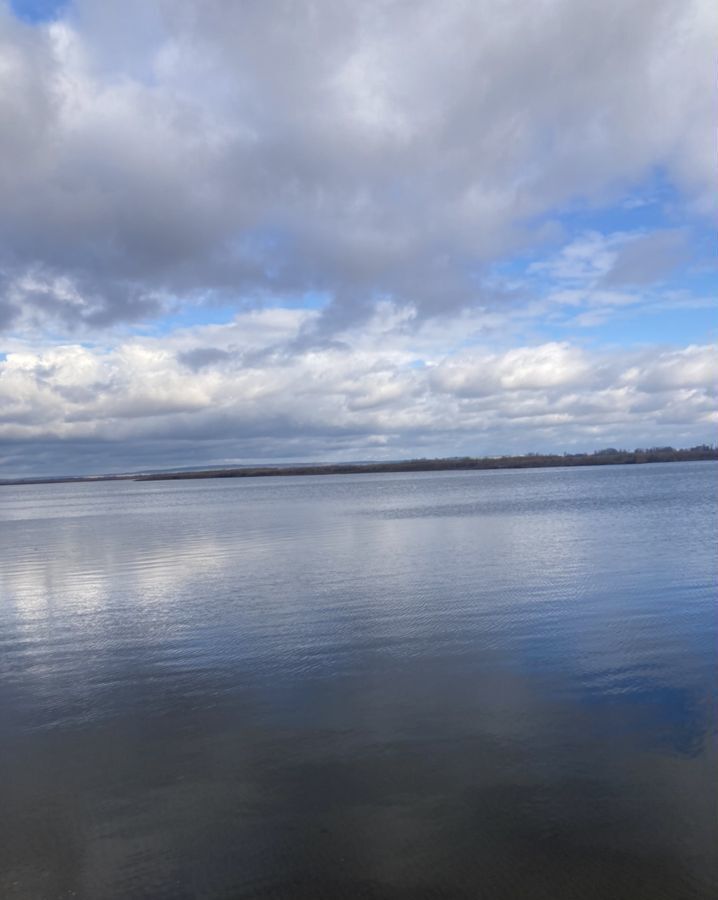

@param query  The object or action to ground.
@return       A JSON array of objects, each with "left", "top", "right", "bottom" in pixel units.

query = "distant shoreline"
[{"left": 2, "top": 446, "right": 716, "bottom": 487}]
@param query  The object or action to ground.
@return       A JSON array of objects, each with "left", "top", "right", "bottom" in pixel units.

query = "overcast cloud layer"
[{"left": 1, "top": 0, "right": 716, "bottom": 475}]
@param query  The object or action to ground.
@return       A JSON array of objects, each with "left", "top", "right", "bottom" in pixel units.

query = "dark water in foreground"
[{"left": 0, "top": 463, "right": 716, "bottom": 899}]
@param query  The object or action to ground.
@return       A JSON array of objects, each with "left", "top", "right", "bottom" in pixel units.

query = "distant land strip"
[{"left": 2, "top": 446, "right": 716, "bottom": 486}]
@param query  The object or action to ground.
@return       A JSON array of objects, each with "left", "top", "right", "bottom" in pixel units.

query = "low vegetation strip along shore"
[{"left": 136, "top": 446, "right": 717, "bottom": 482}]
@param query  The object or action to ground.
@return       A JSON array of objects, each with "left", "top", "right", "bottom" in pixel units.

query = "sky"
[{"left": 0, "top": 0, "right": 716, "bottom": 476}]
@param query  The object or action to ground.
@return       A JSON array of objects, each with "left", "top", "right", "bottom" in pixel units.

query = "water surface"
[{"left": 1, "top": 463, "right": 716, "bottom": 898}]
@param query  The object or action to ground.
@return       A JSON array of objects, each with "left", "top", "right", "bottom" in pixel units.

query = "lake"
[{"left": 1, "top": 462, "right": 716, "bottom": 899}]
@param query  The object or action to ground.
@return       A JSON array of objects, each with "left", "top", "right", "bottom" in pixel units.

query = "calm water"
[{"left": 0, "top": 463, "right": 716, "bottom": 899}]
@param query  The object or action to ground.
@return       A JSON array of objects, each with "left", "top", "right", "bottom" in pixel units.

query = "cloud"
[
  {"left": 533, "top": 229, "right": 691, "bottom": 288},
  {"left": 526, "top": 226, "right": 709, "bottom": 329},
  {"left": 177, "top": 346, "right": 232, "bottom": 370},
  {"left": 620, "top": 344, "right": 716, "bottom": 393},
  {"left": 601, "top": 230, "right": 689, "bottom": 286},
  {"left": 0, "top": 306, "right": 715, "bottom": 475},
  {"left": 0, "top": 0, "right": 715, "bottom": 334},
  {"left": 430, "top": 343, "right": 595, "bottom": 396}
]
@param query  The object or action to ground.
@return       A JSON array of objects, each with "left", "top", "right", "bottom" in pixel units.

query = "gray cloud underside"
[{"left": 0, "top": 0, "right": 715, "bottom": 334}]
